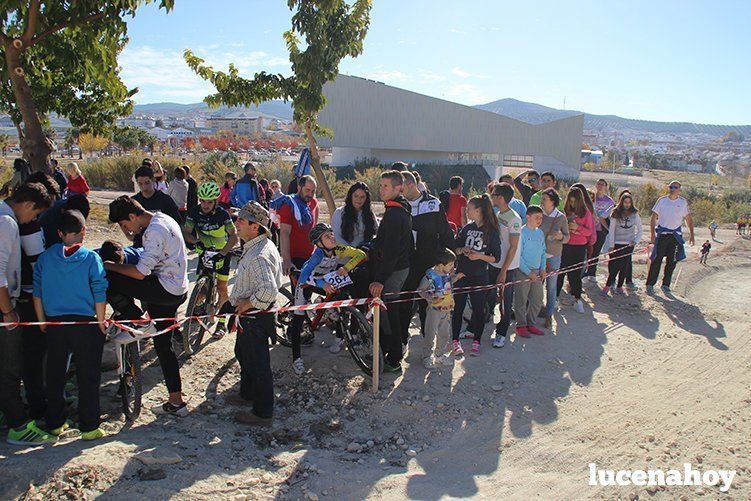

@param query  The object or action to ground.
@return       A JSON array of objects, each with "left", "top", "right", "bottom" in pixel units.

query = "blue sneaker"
[
  {"left": 646, "top": 285, "right": 655, "bottom": 295},
  {"left": 625, "top": 282, "right": 638, "bottom": 291},
  {"left": 661, "top": 285, "right": 671, "bottom": 293}
]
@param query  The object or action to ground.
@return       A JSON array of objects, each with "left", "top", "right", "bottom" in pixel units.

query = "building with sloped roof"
[{"left": 317, "top": 75, "right": 583, "bottom": 179}]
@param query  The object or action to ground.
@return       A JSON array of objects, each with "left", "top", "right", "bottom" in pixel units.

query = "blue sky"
[{"left": 121, "top": 0, "right": 751, "bottom": 125}]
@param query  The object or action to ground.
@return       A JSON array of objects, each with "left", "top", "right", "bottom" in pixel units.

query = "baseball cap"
[{"left": 237, "top": 200, "right": 270, "bottom": 231}]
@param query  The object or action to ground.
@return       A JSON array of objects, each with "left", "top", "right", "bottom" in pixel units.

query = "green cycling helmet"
[
  {"left": 197, "top": 181, "right": 221, "bottom": 201},
  {"left": 309, "top": 223, "right": 333, "bottom": 244}
]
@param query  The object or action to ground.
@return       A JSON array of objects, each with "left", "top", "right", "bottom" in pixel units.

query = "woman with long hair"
[
  {"left": 582, "top": 179, "right": 615, "bottom": 283},
  {"left": 452, "top": 194, "right": 501, "bottom": 357},
  {"left": 152, "top": 160, "right": 169, "bottom": 193},
  {"left": 557, "top": 186, "right": 594, "bottom": 313},
  {"left": 601, "top": 192, "right": 642, "bottom": 296},
  {"left": 218, "top": 171, "right": 237, "bottom": 209},
  {"left": 331, "top": 182, "right": 379, "bottom": 247}
]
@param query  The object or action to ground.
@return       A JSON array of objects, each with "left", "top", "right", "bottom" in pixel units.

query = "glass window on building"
[{"left": 503, "top": 154, "right": 534, "bottom": 169}]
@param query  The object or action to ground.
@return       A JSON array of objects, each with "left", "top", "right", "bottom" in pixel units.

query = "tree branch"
[
  {"left": 29, "top": 11, "right": 107, "bottom": 48},
  {"left": 23, "top": 0, "right": 41, "bottom": 45}
]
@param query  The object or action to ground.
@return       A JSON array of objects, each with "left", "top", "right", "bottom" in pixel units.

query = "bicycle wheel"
[
  {"left": 341, "top": 306, "right": 382, "bottom": 376},
  {"left": 276, "top": 285, "right": 294, "bottom": 329},
  {"left": 183, "top": 275, "right": 214, "bottom": 354},
  {"left": 275, "top": 285, "right": 315, "bottom": 347},
  {"left": 120, "top": 342, "right": 142, "bottom": 421}
]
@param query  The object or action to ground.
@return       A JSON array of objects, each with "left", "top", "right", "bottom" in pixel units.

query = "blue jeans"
[{"left": 545, "top": 256, "right": 561, "bottom": 316}]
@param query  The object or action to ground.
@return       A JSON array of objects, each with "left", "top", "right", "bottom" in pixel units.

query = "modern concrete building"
[{"left": 317, "top": 75, "right": 583, "bottom": 179}]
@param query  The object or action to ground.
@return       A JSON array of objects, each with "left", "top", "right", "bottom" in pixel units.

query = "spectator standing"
[
  {"left": 645, "top": 180, "right": 694, "bottom": 294},
  {"left": 539, "top": 188, "right": 569, "bottom": 328},
  {"left": 443, "top": 176, "right": 467, "bottom": 229},
  {"left": 218, "top": 172, "right": 237, "bottom": 210},
  {"left": 273, "top": 175, "right": 319, "bottom": 275},
  {"left": 451, "top": 195, "right": 501, "bottom": 357},
  {"left": 398, "top": 172, "right": 454, "bottom": 345},
  {"left": 557, "top": 187, "right": 594, "bottom": 313},
  {"left": 513, "top": 169, "right": 540, "bottom": 206},
  {"left": 0, "top": 182, "right": 56, "bottom": 445},
  {"left": 33, "top": 210, "right": 108, "bottom": 440},
  {"left": 700, "top": 240, "right": 711, "bottom": 264},
  {"left": 417, "top": 248, "right": 458, "bottom": 368},
  {"left": 583, "top": 179, "right": 615, "bottom": 283},
  {"left": 513, "top": 205, "right": 547, "bottom": 338},
  {"left": 65, "top": 162, "right": 90, "bottom": 197},
  {"left": 39, "top": 194, "right": 90, "bottom": 248},
  {"left": 51, "top": 158, "right": 67, "bottom": 197},
  {"left": 529, "top": 171, "right": 564, "bottom": 209},
  {"left": 368, "top": 171, "right": 412, "bottom": 373},
  {"left": 132, "top": 165, "right": 183, "bottom": 233},
  {"left": 490, "top": 183, "right": 522, "bottom": 348},
  {"left": 231, "top": 162, "right": 265, "bottom": 208},
  {"left": 228, "top": 201, "right": 282, "bottom": 427},
  {"left": 183, "top": 165, "right": 198, "bottom": 211},
  {"left": 499, "top": 174, "right": 527, "bottom": 221},
  {"left": 167, "top": 166, "right": 189, "bottom": 214},
  {"left": 152, "top": 160, "right": 169, "bottom": 193},
  {"left": 330, "top": 182, "right": 379, "bottom": 248},
  {"left": 601, "top": 192, "right": 642, "bottom": 295}
]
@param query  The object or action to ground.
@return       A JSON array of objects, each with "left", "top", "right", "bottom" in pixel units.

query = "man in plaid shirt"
[{"left": 228, "top": 201, "right": 282, "bottom": 427}]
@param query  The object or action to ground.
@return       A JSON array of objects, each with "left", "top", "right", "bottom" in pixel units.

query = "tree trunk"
[
  {"left": 3, "top": 41, "right": 53, "bottom": 173},
  {"left": 305, "top": 121, "right": 336, "bottom": 217}
]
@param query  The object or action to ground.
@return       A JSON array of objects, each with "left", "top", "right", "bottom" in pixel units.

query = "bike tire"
[
  {"left": 341, "top": 306, "right": 382, "bottom": 376},
  {"left": 183, "top": 276, "right": 213, "bottom": 355},
  {"left": 120, "top": 342, "right": 142, "bottom": 421}
]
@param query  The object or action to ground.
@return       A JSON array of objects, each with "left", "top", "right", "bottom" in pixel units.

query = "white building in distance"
[{"left": 317, "top": 75, "right": 583, "bottom": 179}]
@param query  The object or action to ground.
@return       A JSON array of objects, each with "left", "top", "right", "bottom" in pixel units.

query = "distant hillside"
[
  {"left": 132, "top": 100, "right": 294, "bottom": 121},
  {"left": 475, "top": 98, "right": 751, "bottom": 137}
]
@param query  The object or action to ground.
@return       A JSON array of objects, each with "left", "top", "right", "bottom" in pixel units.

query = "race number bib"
[{"left": 322, "top": 270, "right": 353, "bottom": 289}]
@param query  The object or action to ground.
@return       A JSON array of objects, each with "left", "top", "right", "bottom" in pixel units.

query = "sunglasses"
[
  {"left": 669, "top": 185, "right": 681, "bottom": 190},
  {"left": 529, "top": 178, "right": 539, "bottom": 183}
]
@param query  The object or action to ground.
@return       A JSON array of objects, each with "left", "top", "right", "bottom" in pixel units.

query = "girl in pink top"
[{"left": 557, "top": 187, "right": 594, "bottom": 312}]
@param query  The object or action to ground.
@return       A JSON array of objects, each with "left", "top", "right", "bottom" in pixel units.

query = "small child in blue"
[
  {"left": 513, "top": 205, "right": 547, "bottom": 338},
  {"left": 33, "top": 210, "right": 108, "bottom": 440},
  {"left": 418, "top": 248, "right": 463, "bottom": 369}
]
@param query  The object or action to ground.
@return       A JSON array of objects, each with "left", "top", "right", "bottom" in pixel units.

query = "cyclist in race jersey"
[
  {"left": 287, "top": 223, "right": 366, "bottom": 375},
  {"left": 182, "top": 182, "right": 239, "bottom": 338}
]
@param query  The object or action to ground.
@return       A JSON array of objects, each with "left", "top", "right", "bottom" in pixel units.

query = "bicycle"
[
  {"left": 277, "top": 267, "right": 381, "bottom": 375},
  {"left": 182, "top": 246, "right": 241, "bottom": 356},
  {"left": 106, "top": 323, "right": 146, "bottom": 421}
]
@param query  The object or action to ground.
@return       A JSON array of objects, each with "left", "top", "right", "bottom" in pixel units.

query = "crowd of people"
[{"left": 0, "top": 157, "right": 698, "bottom": 446}]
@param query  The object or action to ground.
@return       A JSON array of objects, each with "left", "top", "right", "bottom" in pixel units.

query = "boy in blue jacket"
[
  {"left": 513, "top": 205, "right": 547, "bottom": 338},
  {"left": 33, "top": 210, "right": 108, "bottom": 440}
]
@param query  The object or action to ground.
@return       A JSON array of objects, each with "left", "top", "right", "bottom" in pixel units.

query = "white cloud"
[
  {"left": 451, "top": 67, "right": 471, "bottom": 79},
  {"left": 443, "top": 83, "right": 490, "bottom": 106},
  {"left": 417, "top": 70, "right": 446, "bottom": 82},
  {"left": 448, "top": 28, "right": 466, "bottom": 35},
  {"left": 119, "top": 45, "right": 291, "bottom": 103},
  {"left": 362, "top": 70, "right": 409, "bottom": 84}
]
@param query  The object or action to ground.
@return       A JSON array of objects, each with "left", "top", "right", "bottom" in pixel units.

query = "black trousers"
[
  {"left": 379, "top": 268, "right": 409, "bottom": 366},
  {"left": 646, "top": 234, "right": 679, "bottom": 287},
  {"left": 397, "top": 265, "right": 429, "bottom": 344},
  {"left": 584, "top": 229, "right": 608, "bottom": 277},
  {"left": 0, "top": 324, "right": 26, "bottom": 429},
  {"left": 107, "top": 273, "right": 186, "bottom": 393},
  {"left": 605, "top": 244, "right": 634, "bottom": 288},
  {"left": 452, "top": 275, "right": 488, "bottom": 342},
  {"left": 18, "top": 293, "right": 47, "bottom": 420},
  {"left": 557, "top": 244, "right": 587, "bottom": 299},
  {"left": 487, "top": 266, "right": 500, "bottom": 317},
  {"left": 236, "top": 314, "right": 275, "bottom": 419},
  {"left": 45, "top": 316, "right": 104, "bottom": 433}
]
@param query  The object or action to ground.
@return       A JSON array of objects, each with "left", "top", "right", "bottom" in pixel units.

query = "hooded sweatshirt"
[
  {"left": 371, "top": 196, "right": 413, "bottom": 283},
  {"left": 230, "top": 174, "right": 264, "bottom": 208},
  {"left": 33, "top": 243, "right": 108, "bottom": 317}
]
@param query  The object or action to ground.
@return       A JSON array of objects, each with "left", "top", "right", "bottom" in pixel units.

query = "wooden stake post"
[{"left": 371, "top": 302, "right": 380, "bottom": 392}]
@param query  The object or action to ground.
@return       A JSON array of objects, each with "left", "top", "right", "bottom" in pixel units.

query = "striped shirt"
[{"left": 230, "top": 233, "right": 282, "bottom": 310}]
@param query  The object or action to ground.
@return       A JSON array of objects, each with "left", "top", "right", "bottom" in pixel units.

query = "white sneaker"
[
  {"left": 422, "top": 357, "right": 436, "bottom": 369},
  {"left": 151, "top": 401, "right": 189, "bottom": 417},
  {"left": 329, "top": 338, "right": 345, "bottom": 354},
  {"left": 459, "top": 330, "right": 474, "bottom": 339},
  {"left": 492, "top": 336, "right": 505, "bottom": 348},
  {"left": 292, "top": 357, "right": 305, "bottom": 375},
  {"left": 575, "top": 300, "right": 585, "bottom": 313}
]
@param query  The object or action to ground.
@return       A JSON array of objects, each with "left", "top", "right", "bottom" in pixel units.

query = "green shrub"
[
  {"left": 200, "top": 151, "right": 240, "bottom": 181},
  {"left": 353, "top": 167, "right": 383, "bottom": 200}
]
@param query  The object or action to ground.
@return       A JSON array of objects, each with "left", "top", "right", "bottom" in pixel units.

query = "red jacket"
[{"left": 66, "top": 175, "right": 90, "bottom": 196}]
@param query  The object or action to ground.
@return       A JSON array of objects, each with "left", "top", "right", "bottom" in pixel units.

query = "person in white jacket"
[{"left": 601, "top": 193, "right": 642, "bottom": 296}]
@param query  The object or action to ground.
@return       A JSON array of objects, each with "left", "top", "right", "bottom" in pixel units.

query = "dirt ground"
[{"left": 1, "top": 207, "right": 750, "bottom": 500}]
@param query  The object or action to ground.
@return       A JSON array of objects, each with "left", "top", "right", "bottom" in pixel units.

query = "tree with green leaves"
[
  {"left": 185, "top": 0, "right": 372, "bottom": 214},
  {"left": 0, "top": 1, "right": 174, "bottom": 173}
]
